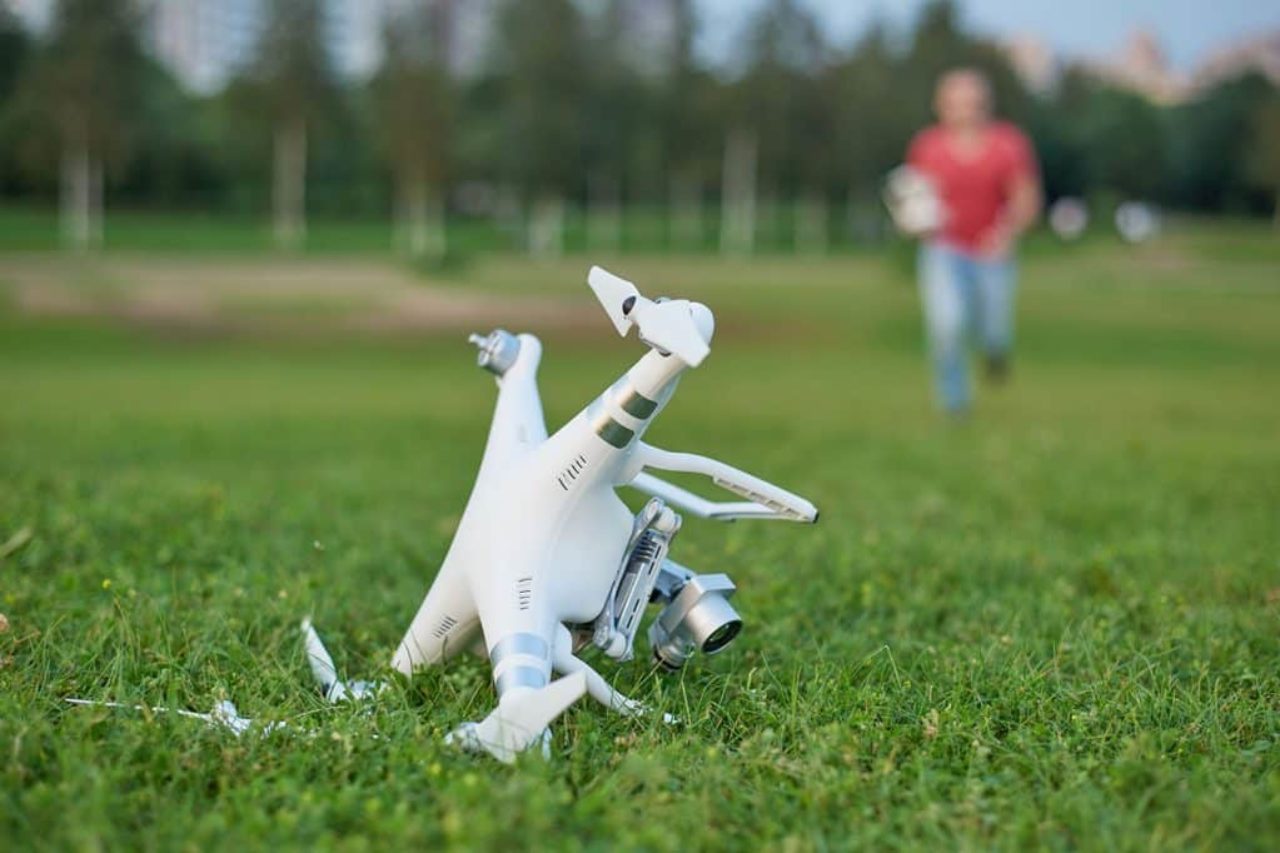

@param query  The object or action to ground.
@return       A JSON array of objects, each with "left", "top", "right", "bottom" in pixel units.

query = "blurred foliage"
[
  {"left": 1169, "top": 74, "right": 1279, "bottom": 214},
  {"left": 2, "top": 0, "right": 145, "bottom": 180},
  {"left": 0, "top": 0, "right": 1276, "bottom": 223}
]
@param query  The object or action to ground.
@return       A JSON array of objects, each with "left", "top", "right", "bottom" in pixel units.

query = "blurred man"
[{"left": 905, "top": 68, "right": 1041, "bottom": 414}]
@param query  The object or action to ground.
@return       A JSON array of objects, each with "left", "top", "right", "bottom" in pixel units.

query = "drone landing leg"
[
  {"left": 551, "top": 626, "right": 663, "bottom": 719},
  {"left": 445, "top": 671, "right": 587, "bottom": 764},
  {"left": 554, "top": 651, "right": 647, "bottom": 716}
]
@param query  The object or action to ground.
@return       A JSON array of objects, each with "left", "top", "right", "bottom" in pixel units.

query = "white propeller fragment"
[
  {"left": 301, "top": 617, "right": 382, "bottom": 702},
  {"left": 587, "top": 266, "right": 713, "bottom": 367},
  {"left": 64, "top": 618, "right": 383, "bottom": 739},
  {"left": 64, "top": 697, "right": 288, "bottom": 736}
]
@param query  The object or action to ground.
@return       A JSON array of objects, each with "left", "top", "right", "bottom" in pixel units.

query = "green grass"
[{"left": 1, "top": 227, "right": 1278, "bottom": 849}]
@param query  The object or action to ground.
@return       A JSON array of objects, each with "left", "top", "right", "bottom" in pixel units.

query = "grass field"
[{"left": 1, "top": 226, "right": 1278, "bottom": 849}]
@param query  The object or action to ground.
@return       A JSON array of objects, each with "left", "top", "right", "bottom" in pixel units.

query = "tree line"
[{"left": 0, "top": 0, "right": 1276, "bottom": 255}]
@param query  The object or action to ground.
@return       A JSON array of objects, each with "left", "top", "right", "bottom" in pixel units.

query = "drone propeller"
[{"left": 588, "top": 266, "right": 713, "bottom": 367}]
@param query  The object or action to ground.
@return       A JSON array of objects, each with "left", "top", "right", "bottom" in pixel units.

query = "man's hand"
[
  {"left": 977, "top": 222, "right": 1015, "bottom": 260},
  {"left": 981, "top": 172, "right": 1042, "bottom": 260}
]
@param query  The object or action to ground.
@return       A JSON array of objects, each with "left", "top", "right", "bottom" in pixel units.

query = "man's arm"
[
  {"left": 1005, "top": 172, "right": 1042, "bottom": 237},
  {"left": 980, "top": 132, "right": 1043, "bottom": 259}
]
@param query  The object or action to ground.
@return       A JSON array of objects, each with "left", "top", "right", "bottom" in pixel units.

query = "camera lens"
[
  {"left": 683, "top": 589, "right": 742, "bottom": 656},
  {"left": 700, "top": 618, "right": 741, "bottom": 654}
]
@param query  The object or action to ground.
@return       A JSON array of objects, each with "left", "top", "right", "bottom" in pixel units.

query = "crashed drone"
[
  {"left": 65, "top": 267, "right": 819, "bottom": 760},
  {"left": 386, "top": 266, "right": 819, "bottom": 762}
]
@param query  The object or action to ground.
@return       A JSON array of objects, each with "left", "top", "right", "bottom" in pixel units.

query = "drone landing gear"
[
  {"left": 445, "top": 626, "right": 680, "bottom": 763},
  {"left": 445, "top": 671, "right": 587, "bottom": 764},
  {"left": 552, "top": 623, "right": 672, "bottom": 720}
]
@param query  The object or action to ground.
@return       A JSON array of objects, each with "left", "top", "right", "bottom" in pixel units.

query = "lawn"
[{"left": 1, "top": 226, "right": 1278, "bottom": 849}]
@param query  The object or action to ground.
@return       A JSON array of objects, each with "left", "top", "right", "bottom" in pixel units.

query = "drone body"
[{"left": 391, "top": 267, "right": 818, "bottom": 762}]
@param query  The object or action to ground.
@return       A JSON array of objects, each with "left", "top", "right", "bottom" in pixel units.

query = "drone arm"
[
  {"left": 476, "top": 334, "right": 547, "bottom": 479},
  {"left": 628, "top": 443, "right": 818, "bottom": 523}
]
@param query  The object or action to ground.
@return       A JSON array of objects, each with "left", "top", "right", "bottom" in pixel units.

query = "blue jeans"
[{"left": 918, "top": 243, "right": 1015, "bottom": 412}]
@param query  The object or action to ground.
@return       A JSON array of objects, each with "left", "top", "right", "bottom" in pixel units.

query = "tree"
[
  {"left": 1026, "top": 68, "right": 1093, "bottom": 203},
  {"left": 375, "top": 0, "right": 454, "bottom": 259},
  {"left": 903, "top": 0, "right": 1032, "bottom": 125},
  {"left": 489, "top": 0, "right": 589, "bottom": 256},
  {"left": 657, "top": 0, "right": 717, "bottom": 248},
  {"left": 1246, "top": 93, "right": 1280, "bottom": 227},
  {"left": 10, "top": 0, "right": 145, "bottom": 250},
  {"left": 1077, "top": 86, "right": 1169, "bottom": 201},
  {"left": 725, "top": 0, "right": 827, "bottom": 254},
  {"left": 580, "top": 1, "right": 645, "bottom": 250},
  {"left": 244, "top": 0, "right": 336, "bottom": 250},
  {"left": 0, "top": 6, "right": 27, "bottom": 99},
  {"left": 1169, "top": 73, "right": 1275, "bottom": 214},
  {"left": 0, "top": 7, "right": 32, "bottom": 197},
  {"left": 824, "top": 23, "right": 907, "bottom": 243}
]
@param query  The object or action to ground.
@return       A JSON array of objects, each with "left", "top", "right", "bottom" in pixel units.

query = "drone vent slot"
[
  {"left": 516, "top": 577, "right": 533, "bottom": 611},
  {"left": 556, "top": 455, "right": 589, "bottom": 491},
  {"left": 432, "top": 615, "right": 458, "bottom": 639}
]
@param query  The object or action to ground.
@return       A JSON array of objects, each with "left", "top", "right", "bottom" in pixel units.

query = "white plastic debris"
[
  {"left": 65, "top": 617, "right": 382, "bottom": 738},
  {"left": 64, "top": 697, "right": 288, "bottom": 736},
  {"left": 301, "top": 617, "right": 382, "bottom": 702}
]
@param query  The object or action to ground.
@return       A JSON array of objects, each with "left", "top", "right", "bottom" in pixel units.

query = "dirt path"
[{"left": 0, "top": 255, "right": 598, "bottom": 336}]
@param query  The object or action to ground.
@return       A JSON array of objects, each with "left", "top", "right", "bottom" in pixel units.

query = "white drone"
[
  {"left": 884, "top": 165, "right": 945, "bottom": 237},
  {"left": 388, "top": 266, "right": 819, "bottom": 762}
]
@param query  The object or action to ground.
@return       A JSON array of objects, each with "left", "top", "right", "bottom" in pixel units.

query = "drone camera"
[{"left": 648, "top": 568, "right": 742, "bottom": 671}]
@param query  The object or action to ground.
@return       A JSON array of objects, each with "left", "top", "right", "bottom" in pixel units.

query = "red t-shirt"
[{"left": 906, "top": 121, "right": 1038, "bottom": 253}]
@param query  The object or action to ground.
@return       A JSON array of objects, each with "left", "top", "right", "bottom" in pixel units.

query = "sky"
[{"left": 699, "top": 0, "right": 1280, "bottom": 71}]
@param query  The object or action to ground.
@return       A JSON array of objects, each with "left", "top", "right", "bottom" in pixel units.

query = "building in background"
[
  {"left": 1001, "top": 34, "right": 1059, "bottom": 95},
  {"left": 1004, "top": 28, "right": 1280, "bottom": 105},
  {"left": 1082, "top": 31, "right": 1188, "bottom": 105},
  {"left": 1191, "top": 31, "right": 1280, "bottom": 92}
]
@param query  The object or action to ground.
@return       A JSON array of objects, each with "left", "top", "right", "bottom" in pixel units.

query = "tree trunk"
[
  {"left": 60, "top": 137, "right": 91, "bottom": 252},
  {"left": 396, "top": 172, "right": 447, "bottom": 262},
  {"left": 846, "top": 182, "right": 885, "bottom": 246},
  {"left": 398, "top": 170, "right": 426, "bottom": 258},
  {"left": 1274, "top": 187, "right": 1279, "bottom": 230},
  {"left": 392, "top": 177, "right": 406, "bottom": 254},
  {"left": 493, "top": 184, "right": 521, "bottom": 240},
  {"left": 669, "top": 172, "right": 702, "bottom": 250},
  {"left": 758, "top": 192, "right": 775, "bottom": 251},
  {"left": 89, "top": 155, "right": 104, "bottom": 249},
  {"left": 795, "top": 192, "right": 828, "bottom": 256},
  {"left": 528, "top": 194, "right": 564, "bottom": 258},
  {"left": 587, "top": 174, "right": 622, "bottom": 252},
  {"left": 720, "top": 128, "right": 756, "bottom": 257},
  {"left": 273, "top": 118, "right": 307, "bottom": 251},
  {"left": 423, "top": 191, "right": 446, "bottom": 261}
]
